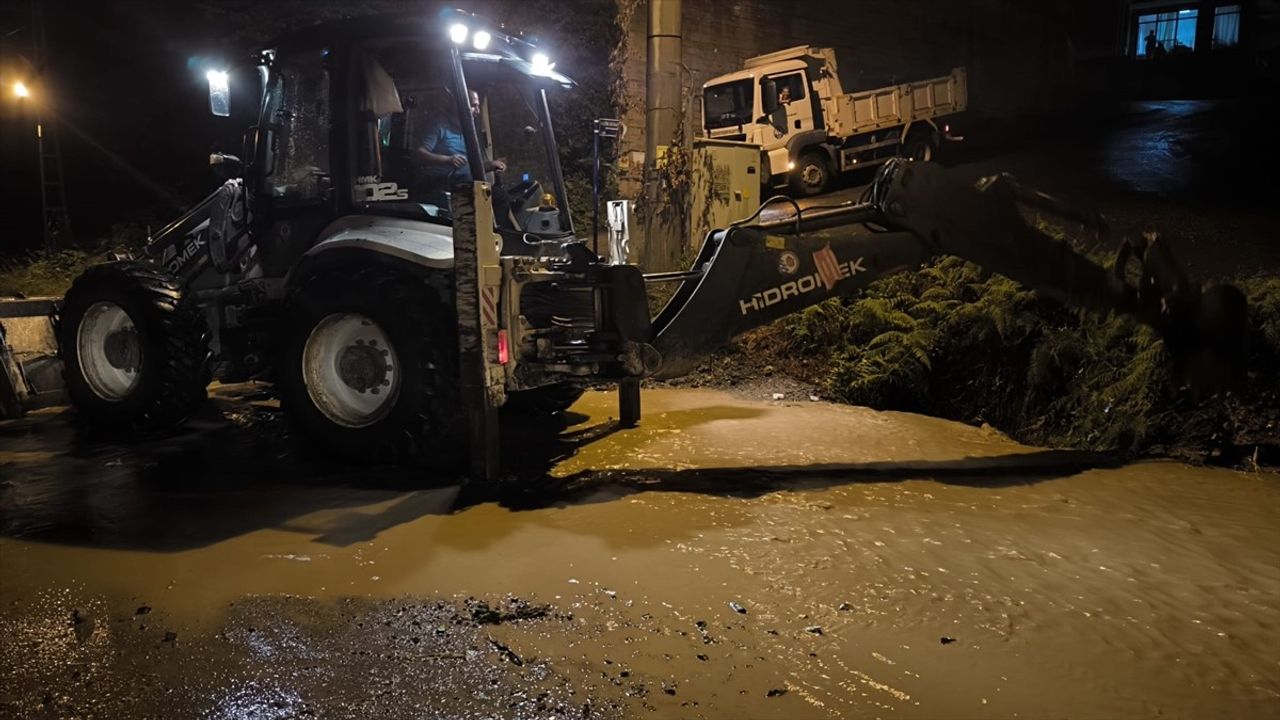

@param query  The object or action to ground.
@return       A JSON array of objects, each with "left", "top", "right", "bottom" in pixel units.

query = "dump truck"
[
  {"left": 0, "top": 12, "right": 1247, "bottom": 482},
  {"left": 702, "top": 46, "right": 967, "bottom": 195}
]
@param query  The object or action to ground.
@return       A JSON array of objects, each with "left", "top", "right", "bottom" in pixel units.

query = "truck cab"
[{"left": 703, "top": 54, "right": 825, "bottom": 191}]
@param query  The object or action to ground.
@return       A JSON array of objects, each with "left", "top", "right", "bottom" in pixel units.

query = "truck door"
[
  {"left": 763, "top": 71, "right": 814, "bottom": 141},
  {"left": 760, "top": 70, "right": 816, "bottom": 181}
]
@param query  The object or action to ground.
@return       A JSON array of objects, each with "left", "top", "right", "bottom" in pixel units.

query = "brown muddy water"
[{"left": 1, "top": 387, "right": 1277, "bottom": 719}]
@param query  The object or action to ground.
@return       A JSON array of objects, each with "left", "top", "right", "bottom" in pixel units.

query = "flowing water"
[{"left": 1, "top": 388, "right": 1276, "bottom": 718}]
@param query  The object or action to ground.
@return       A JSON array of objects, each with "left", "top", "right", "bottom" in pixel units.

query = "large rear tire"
[
  {"left": 903, "top": 130, "right": 936, "bottom": 162},
  {"left": 277, "top": 266, "right": 460, "bottom": 465},
  {"left": 58, "top": 262, "right": 210, "bottom": 432}
]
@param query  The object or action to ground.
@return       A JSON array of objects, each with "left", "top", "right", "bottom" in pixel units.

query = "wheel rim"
[
  {"left": 302, "top": 313, "right": 401, "bottom": 428},
  {"left": 76, "top": 301, "right": 142, "bottom": 401},
  {"left": 910, "top": 141, "right": 932, "bottom": 162},
  {"left": 801, "top": 161, "right": 825, "bottom": 188}
]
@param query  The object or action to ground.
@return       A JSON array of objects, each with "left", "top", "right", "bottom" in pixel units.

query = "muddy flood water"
[{"left": 1, "top": 387, "right": 1277, "bottom": 719}]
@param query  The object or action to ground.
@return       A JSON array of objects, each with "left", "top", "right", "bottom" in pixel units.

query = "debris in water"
[
  {"left": 771, "top": 392, "right": 785, "bottom": 400},
  {"left": 805, "top": 626, "right": 824, "bottom": 635},
  {"left": 135, "top": 606, "right": 152, "bottom": 615},
  {"left": 767, "top": 688, "right": 788, "bottom": 697},
  {"left": 940, "top": 636, "right": 957, "bottom": 645},
  {"left": 469, "top": 598, "right": 551, "bottom": 625},
  {"left": 162, "top": 631, "right": 177, "bottom": 643},
  {"left": 837, "top": 602, "right": 851, "bottom": 611},
  {"left": 488, "top": 638, "right": 523, "bottom": 666},
  {"left": 729, "top": 601, "right": 747, "bottom": 614},
  {"left": 809, "top": 394, "right": 820, "bottom": 402}
]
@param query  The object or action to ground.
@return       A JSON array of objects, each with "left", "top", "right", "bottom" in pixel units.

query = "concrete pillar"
[{"left": 643, "top": 0, "right": 683, "bottom": 271}]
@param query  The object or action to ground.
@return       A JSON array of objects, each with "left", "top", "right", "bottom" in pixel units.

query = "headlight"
[
  {"left": 473, "top": 30, "right": 491, "bottom": 50},
  {"left": 449, "top": 23, "right": 468, "bottom": 44}
]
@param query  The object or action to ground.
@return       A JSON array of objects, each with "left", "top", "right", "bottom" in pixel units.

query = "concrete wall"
[{"left": 615, "top": 0, "right": 1076, "bottom": 198}]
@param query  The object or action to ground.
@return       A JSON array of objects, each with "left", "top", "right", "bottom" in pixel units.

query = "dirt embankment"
[{"left": 665, "top": 256, "right": 1280, "bottom": 469}]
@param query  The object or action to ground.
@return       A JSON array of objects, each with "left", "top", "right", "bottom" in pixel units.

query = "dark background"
[{"left": 0, "top": 1, "right": 1276, "bottom": 258}]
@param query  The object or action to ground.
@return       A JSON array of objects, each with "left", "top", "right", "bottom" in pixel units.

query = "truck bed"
[{"left": 829, "top": 67, "right": 967, "bottom": 136}]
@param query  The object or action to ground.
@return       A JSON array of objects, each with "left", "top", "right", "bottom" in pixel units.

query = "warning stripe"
[
  {"left": 480, "top": 287, "right": 498, "bottom": 327},
  {"left": 813, "top": 244, "right": 842, "bottom": 291}
]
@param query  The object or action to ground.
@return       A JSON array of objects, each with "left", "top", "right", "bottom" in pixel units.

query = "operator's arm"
[
  {"left": 414, "top": 122, "right": 467, "bottom": 170},
  {"left": 413, "top": 133, "right": 505, "bottom": 173}
]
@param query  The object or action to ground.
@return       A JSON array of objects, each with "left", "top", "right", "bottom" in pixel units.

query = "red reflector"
[
  {"left": 944, "top": 124, "right": 950, "bottom": 134},
  {"left": 497, "top": 329, "right": 509, "bottom": 365}
]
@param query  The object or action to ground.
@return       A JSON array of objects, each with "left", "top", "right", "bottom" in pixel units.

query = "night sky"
[
  {"left": 1, "top": 2, "right": 234, "bottom": 253},
  {"left": 0, "top": 1, "right": 452, "bottom": 256}
]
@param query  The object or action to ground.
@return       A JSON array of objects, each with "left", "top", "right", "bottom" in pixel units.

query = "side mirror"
[
  {"left": 210, "top": 152, "right": 243, "bottom": 180},
  {"left": 761, "top": 79, "right": 778, "bottom": 115},
  {"left": 207, "top": 70, "right": 230, "bottom": 117}
]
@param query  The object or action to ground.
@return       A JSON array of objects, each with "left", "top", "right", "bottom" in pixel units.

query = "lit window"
[
  {"left": 1134, "top": 9, "right": 1198, "bottom": 58},
  {"left": 1213, "top": 5, "right": 1241, "bottom": 49}
]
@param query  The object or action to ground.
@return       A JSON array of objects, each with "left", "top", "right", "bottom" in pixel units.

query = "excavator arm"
[{"left": 648, "top": 158, "right": 1247, "bottom": 389}]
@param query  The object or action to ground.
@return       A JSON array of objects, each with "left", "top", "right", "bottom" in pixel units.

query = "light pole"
[{"left": 13, "top": 79, "right": 67, "bottom": 250}]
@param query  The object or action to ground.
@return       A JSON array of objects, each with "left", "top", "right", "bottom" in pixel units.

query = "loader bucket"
[{"left": 0, "top": 298, "right": 66, "bottom": 419}]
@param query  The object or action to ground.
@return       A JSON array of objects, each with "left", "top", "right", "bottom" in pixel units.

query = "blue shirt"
[{"left": 421, "top": 117, "right": 471, "bottom": 183}]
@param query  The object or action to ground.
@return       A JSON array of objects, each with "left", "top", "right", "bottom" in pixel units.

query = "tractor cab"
[{"left": 205, "top": 11, "right": 576, "bottom": 277}]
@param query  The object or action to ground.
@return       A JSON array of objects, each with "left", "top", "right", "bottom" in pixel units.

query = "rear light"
[
  {"left": 943, "top": 124, "right": 951, "bottom": 134},
  {"left": 497, "top": 329, "right": 509, "bottom": 365}
]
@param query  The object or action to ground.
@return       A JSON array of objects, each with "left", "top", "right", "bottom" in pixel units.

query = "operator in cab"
[{"left": 415, "top": 90, "right": 506, "bottom": 185}]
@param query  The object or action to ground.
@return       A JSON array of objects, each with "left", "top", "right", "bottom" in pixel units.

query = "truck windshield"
[{"left": 704, "top": 79, "right": 753, "bottom": 130}]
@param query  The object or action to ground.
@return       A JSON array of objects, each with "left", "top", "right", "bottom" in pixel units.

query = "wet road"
[
  {"left": 2, "top": 387, "right": 1278, "bottom": 718},
  {"left": 761, "top": 100, "right": 1280, "bottom": 280}
]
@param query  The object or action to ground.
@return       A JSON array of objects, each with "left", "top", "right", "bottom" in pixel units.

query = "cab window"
[{"left": 268, "top": 50, "right": 331, "bottom": 208}]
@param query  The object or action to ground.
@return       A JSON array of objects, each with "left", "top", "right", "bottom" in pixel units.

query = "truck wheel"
[
  {"left": 904, "top": 132, "right": 936, "bottom": 162},
  {"left": 790, "top": 151, "right": 831, "bottom": 196},
  {"left": 277, "top": 266, "right": 460, "bottom": 465},
  {"left": 58, "top": 262, "right": 210, "bottom": 432},
  {"left": 504, "top": 383, "right": 584, "bottom": 415}
]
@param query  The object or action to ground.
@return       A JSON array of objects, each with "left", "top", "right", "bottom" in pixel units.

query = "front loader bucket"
[{"left": 0, "top": 298, "right": 66, "bottom": 419}]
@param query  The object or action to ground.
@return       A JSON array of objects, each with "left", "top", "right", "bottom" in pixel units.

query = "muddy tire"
[
  {"left": 504, "top": 383, "right": 584, "bottom": 415},
  {"left": 58, "top": 262, "right": 210, "bottom": 432},
  {"left": 277, "top": 266, "right": 461, "bottom": 465},
  {"left": 789, "top": 151, "right": 831, "bottom": 197}
]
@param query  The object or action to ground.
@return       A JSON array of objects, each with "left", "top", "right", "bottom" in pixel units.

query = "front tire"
[
  {"left": 277, "top": 266, "right": 460, "bottom": 465},
  {"left": 58, "top": 262, "right": 210, "bottom": 432},
  {"left": 789, "top": 151, "right": 831, "bottom": 197}
]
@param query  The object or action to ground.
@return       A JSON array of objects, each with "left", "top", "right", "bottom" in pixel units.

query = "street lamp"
[{"left": 14, "top": 81, "right": 30, "bottom": 99}]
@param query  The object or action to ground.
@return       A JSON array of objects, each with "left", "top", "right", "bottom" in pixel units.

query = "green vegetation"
[
  {"left": 0, "top": 250, "right": 93, "bottom": 298},
  {"left": 746, "top": 257, "right": 1280, "bottom": 462}
]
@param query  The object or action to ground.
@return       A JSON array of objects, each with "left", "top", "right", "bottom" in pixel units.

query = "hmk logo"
[{"left": 738, "top": 245, "right": 867, "bottom": 316}]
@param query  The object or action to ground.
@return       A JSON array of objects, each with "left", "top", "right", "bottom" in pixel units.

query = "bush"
[
  {"left": 755, "top": 256, "right": 1280, "bottom": 460},
  {"left": 0, "top": 249, "right": 94, "bottom": 297}
]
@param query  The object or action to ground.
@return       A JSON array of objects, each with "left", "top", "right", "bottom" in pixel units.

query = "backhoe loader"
[{"left": 0, "top": 11, "right": 1248, "bottom": 481}]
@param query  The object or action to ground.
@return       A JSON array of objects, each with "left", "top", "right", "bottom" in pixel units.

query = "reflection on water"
[{"left": 1100, "top": 100, "right": 1220, "bottom": 196}]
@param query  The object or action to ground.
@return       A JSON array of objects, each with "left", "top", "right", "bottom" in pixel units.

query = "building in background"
[{"left": 1076, "top": 0, "right": 1278, "bottom": 98}]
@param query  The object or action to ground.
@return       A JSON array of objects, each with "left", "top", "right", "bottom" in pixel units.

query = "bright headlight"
[
  {"left": 449, "top": 23, "right": 468, "bottom": 44},
  {"left": 473, "top": 30, "right": 491, "bottom": 50},
  {"left": 531, "top": 52, "right": 550, "bottom": 73}
]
